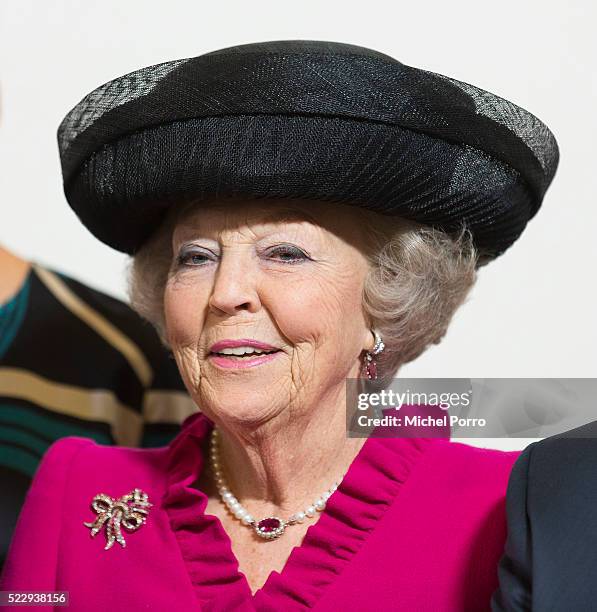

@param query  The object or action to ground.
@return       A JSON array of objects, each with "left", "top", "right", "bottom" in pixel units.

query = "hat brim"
[{"left": 67, "top": 113, "right": 534, "bottom": 257}]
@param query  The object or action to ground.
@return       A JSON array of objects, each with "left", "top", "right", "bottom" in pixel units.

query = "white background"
[{"left": 1, "top": 1, "right": 595, "bottom": 450}]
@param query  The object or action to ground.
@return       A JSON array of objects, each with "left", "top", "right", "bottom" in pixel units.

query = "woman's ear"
[{"left": 363, "top": 327, "right": 376, "bottom": 352}]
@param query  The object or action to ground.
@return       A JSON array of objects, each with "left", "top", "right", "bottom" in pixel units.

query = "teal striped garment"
[{"left": 0, "top": 264, "right": 197, "bottom": 571}]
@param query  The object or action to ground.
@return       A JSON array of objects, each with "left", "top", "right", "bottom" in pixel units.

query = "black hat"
[{"left": 57, "top": 39, "right": 559, "bottom": 260}]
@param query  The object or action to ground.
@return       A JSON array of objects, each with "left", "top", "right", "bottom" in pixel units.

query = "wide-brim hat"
[{"left": 57, "top": 39, "right": 559, "bottom": 261}]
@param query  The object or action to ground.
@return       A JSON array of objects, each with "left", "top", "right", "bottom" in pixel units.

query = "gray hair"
[{"left": 127, "top": 202, "right": 478, "bottom": 378}]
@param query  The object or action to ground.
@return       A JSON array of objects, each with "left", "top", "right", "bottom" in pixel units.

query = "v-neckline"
[
  {"left": 197, "top": 471, "right": 323, "bottom": 598},
  {"left": 161, "top": 412, "right": 435, "bottom": 610}
]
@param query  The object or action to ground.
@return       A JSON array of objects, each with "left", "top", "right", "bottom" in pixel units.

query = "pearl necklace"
[{"left": 210, "top": 427, "right": 345, "bottom": 540}]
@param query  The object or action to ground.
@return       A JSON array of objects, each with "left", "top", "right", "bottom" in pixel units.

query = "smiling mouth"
[{"left": 209, "top": 349, "right": 280, "bottom": 359}]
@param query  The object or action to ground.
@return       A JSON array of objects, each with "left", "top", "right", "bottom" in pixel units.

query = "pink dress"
[{"left": 0, "top": 412, "right": 519, "bottom": 611}]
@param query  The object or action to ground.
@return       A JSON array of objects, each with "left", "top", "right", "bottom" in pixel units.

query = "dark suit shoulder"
[
  {"left": 493, "top": 424, "right": 597, "bottom": 611},
  {"left": 527, "top": 420, "right": 597, "bottom": 492}
]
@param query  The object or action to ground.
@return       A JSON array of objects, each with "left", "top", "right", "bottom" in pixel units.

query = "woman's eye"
[
  {"left": 266, "top": 245, "right": 309, "bottom": 264},
  {"left": 177, "top": 251, "right": 212, "bottom": 267}
]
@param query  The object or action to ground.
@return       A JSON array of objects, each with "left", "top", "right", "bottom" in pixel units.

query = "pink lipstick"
[{"left": 208, "top": 339, "right": 282, "bottom": 370}]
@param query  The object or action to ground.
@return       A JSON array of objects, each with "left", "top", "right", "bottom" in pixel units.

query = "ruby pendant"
[{"left": 254, "top": 516, "right": 286, "bottom": 540}]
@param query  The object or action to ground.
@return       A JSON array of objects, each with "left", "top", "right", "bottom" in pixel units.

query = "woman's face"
[{"left": 164, "top": 198, "right": 373, "bottom": 428}]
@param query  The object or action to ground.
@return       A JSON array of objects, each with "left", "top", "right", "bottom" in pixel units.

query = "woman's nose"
[{"left": 208, "top": 250, "right": 261, "bottom": 315}]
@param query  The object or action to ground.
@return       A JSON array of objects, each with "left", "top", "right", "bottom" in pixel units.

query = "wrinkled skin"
[{"left": 165, "top": 197, "right": 375, "bottom": 439}]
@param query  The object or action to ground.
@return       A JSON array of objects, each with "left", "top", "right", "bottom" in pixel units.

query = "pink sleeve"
[{"left": 0, "top": 437, "right": 91, "bottom": 594}]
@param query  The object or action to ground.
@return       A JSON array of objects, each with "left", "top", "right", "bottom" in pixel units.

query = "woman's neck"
[
  {"left": 200, "top": 383, "right": 367, "bottom": 520},
  {"left": 0, "top": 247, "right": 31, "bottom": 305}
]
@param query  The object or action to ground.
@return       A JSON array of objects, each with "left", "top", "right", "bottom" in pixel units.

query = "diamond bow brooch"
[{"left": 84, "top": 488, "right": 152, "bottom": 550}]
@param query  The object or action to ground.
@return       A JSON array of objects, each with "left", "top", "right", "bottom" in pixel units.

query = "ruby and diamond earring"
[{"left": 362, "top": 329, "right": 385, "bottom": 380}]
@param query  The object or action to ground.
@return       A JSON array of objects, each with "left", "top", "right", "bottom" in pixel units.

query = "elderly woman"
[{"left": 0, "top": 40, "right": 558, "bottom": 611}]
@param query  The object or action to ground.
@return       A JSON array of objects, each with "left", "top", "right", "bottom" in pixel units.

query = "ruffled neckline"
[{"left": 161, "top": 412, "right": 440, "bottom": 611}]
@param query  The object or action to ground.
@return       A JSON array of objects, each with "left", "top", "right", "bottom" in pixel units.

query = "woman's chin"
[{"left": 209, "top": 406, "right": 283, "bottom": 429}]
